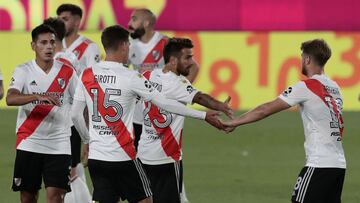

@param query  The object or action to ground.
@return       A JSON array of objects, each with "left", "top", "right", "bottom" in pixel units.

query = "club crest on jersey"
[
  {"left": 73, "top": 50, "right": 80, "bottom": 57},
  {"left": 152, "top": 50, "right": 160, "bottom": 61},
  {"left": 282, "top": 87, "right": 293, "bottom": 97},
  {"left": 58, "top": 78, "right": 66, "bottom": 89},
  {"left": 14, "top": 178, "right": 21, "bottom": 186}
]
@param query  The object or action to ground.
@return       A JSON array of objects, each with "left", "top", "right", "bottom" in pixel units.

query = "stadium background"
[{"left": 0, "top": 0, "right": 359, "bottom": 202}]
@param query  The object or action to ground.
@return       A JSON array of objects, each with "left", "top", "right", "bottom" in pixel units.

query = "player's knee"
[
  {"left": 20, "top": 191, "right": 38, "bottom": 203},
  {"left": 46, "top": 187, "right": 66, "bottom": 203}
]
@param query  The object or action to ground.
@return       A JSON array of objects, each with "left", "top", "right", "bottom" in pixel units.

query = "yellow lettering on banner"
[
  {"left": 47, "top": 0, "right": 85, "bottom": 24},
  {"left": 85, "top": 0, "right": 116, "bottom": 30},
  {"left": 0, "top": 0, "right": 26, "bottom": 30},
  {"left": 124, "top": 0, "right": 166, "bottom": 17}
]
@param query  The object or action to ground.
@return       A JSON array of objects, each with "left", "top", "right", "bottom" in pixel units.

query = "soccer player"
[
  {"left": 6, "top": 24, "right": 78, "bottom": 203},
  {"left": 127, "top": 9, "right": 199, "bottom": 202},
  {"left": 43, "top": 17, "right": 92, "bottom": 203},
  {"left": 0, "top": 67, "right": 4, "bottom": 100},
  {"left": 127, "top": 8, "right": 200, "bottom": 151},
  {"left": 71, "top": 25, "right": 224, "bottom": 203},
  {"left": 223, "top": 39, "right": 346, "bottom": 203},
  {"left": 137, "top": 38, "right": 233, "bottom": 203},
  {"left": 57, "top": 3, "right": 101, "bottom": 182}
]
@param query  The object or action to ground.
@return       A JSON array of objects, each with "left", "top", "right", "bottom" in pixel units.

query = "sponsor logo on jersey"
[
  {"left": 94, "top": 54, "right": 100, "bottom": 62},
  {"left": 58, "top": 78, "right": 66, "bottom": 89},
  {"left": 282, "top": 87, "right": 293, "bottom": 97},
  {"left": 30, "top": 80, "right": 37, "bottom": 86},
  {"left": 152, "top": 50, "right": 160, "bottom": 61},
  {"left": 144, "top": 80, "right": 152, "bottom": 89},
  {"left": 186, "top": 85, "right": 195, "bottom": 94}
]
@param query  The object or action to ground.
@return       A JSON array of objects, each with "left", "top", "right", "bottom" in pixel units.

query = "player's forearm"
[
  {"left": 193, "top": 93, "right": 224, "bottom": 111},
  {"left": 6, "top": 91, "right": 38, "bottom": 106},
  {"left": 151, "top": 95, "right": 206, "bottom": 120},
  {"left": 71, "top": 100, "right": 90, "bottom": 144}
]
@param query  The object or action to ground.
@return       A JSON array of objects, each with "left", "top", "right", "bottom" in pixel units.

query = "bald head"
[
  {"left": 128, "top": 9, "right": 157, "bottom": 39},
  {"left": 135, "top": 8, "right": 156, "bottom": 26}
]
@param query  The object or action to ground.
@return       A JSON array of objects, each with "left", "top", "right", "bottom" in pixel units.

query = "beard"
[
  {"left": 301, "top": 64, "right": 307, "bottom": 76},
  {"left": 129, "top": 26, "right": 146, "bottom": 39},
  {"left": 177, "top": 64, "right": 191, "bottom": 76}
]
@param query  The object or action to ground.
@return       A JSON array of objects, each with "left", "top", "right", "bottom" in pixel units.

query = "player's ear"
[
  {"left": 31, "top": 41, "right": 36, "bottom": 51},
  {"left": 143, "top": 20, "right": 150, "bottom": 28}
]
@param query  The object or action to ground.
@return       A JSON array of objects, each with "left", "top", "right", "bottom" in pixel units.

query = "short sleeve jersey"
[
  {"left": 279, "top": 74, "right": 346, "bottom": 168},
  {"left": 74, "top": 61, "right": 157, "bottom": 162},
  {"left": 128, "top": 32, "right": 168, "bottom": 124},
  {"left": 137, "top": 69, "right": 199, "bottom": 165},
  {"left": 9, "top": 60, "right": 78, "bottom": 155},
  {"left": 62, "top": 35, "right": 100, "bottom": 75}
]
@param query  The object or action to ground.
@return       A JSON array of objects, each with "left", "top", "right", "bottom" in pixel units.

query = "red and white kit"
[
  {"left": 9, "top": 59, "right": 78, "bottom": 155},
  {"left": 279, "top": 74, "right": 346, "bottom": 168},
  {"left": 62, "top": 35, "right": 100, "bottom": 75},
  {"left": 138, "top": 69, "right": 199, "bottom": 165}
]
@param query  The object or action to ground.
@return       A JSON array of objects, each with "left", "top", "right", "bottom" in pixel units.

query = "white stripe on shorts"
[
  {"left": 133, "top": 159, "right": 152, "bottom": 197},
  {"left": 174, "top": 161, "right": 180, "bottom": 193},
  {"left": 296, "top": 167, "right": 315, "bottom": 203}
]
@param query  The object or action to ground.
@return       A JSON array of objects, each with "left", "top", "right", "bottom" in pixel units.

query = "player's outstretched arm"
[
  {"left": 6, "top": 88, "right": 60, "bottom": 106},
  {"left": 71, "top": 100, "right": 90, "bottom": 144},
  {"left": 205, "top": 111, "right": 226, "bottom": 130},
  {"left": 222, "top": 98, "right": 290, "bottom": 129},
  {"left": 193, "top": 93, "right": 234, "bottom": 118}
]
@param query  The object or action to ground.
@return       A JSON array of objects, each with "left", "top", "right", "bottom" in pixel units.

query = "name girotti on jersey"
[
  {"left": 31, "top": 92, "right": 64, "bottom": 105},
  {"left": 94, "top": 74, "right": 116, "bottom": 84}
]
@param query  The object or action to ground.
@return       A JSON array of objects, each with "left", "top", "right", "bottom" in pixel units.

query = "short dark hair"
[
  {"left": 43, "top": 17, "right": 66, "bottom": 41},
  {"left": 56, "top": 4, "right": 83, "bottom": 18},
  {"left": 164, "top": 38, "right": 194, "bottom": 63},
  {"left": 31, "top": 24, "right": 56, "bottom": 42},
  {"left": 101, "top": 25, "right": 129, "bottom": 52},
  {"left": 301, "top": 39, "right": 331, "bottom": 67}
]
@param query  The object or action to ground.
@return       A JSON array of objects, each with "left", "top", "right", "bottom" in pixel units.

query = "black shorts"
[
  {"left": 291, "top": 167, "right": 346, "bottom": 203},
  {"left": 12, "top": 150, "right": 71, "bottom": 193},
  {"left": 70, "top": 125, "right": 81, "bottom": 167},
  {"left": 88, "top": 158, "right": 152, "bottom": 203},
  {"left": 133, "top": 123, "right": 142, "bottom": 151},
  {"left": 143, "top": 161, "right": 183, "bottom": 203}
]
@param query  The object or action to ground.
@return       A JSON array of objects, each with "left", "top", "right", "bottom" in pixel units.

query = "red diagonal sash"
[
  {"left": 304, "top": 79, "right": 344, "bottom": 137},
  {"left": 16, "top": 64, "right": 74, "bottom": 147},
  {"left": 81, "top": 68, "right": 136, "bottom": 159},
  {"left": 142, "top": 38, "right": 167, "bottom": 64},
  {"left": 143, "top": 71, "right": 181, "bottom": 161},
  {"left": 73, "top": 40, "right": 90, "bottom": 60}
]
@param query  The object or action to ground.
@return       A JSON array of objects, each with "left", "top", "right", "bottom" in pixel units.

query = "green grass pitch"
[{"left": 0, "top": 109, "right": 359, "bottom": 202}]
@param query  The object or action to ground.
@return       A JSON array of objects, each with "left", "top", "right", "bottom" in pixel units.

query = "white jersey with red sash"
[
  {"left": 129, "top": 32, "right": 168, "bottom": 73},
  {"left": 128, "top": 32, "right": 168, "bottom": 124},
  {"left": 9, "top": 59, "right": 78, "bottom": 155},
  {"left": 54, "top": 50, "right": 80, "bottom": 75},
  {"left": 73, "top": 61, "right": 158, "bottom": 162},
  {"left": 279, "top": 74, "right": 346, "bottom": 168},
  {"left": 137, "top": 69, "right": 199, "bottom": 165},
  {"left": 63, "top": 35, "right": 100, "bottom": 75}
]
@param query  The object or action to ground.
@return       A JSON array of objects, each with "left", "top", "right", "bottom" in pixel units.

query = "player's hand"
[
  {"left": 36, "top": 94, "right": 61, "bottom": 106},
  {"left": 81, "top": 144, "right": 89, "bottom": 167},
  {"left": 221, "top": 96, "right": 234, "bottom": 118},
  {"left": 205, "top": 111, "right": 225, "bottom": 130}
]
